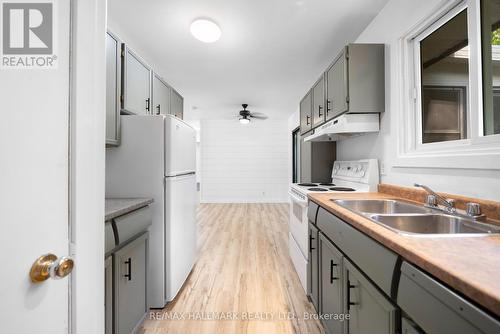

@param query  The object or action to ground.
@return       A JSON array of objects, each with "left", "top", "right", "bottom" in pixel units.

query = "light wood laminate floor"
[{"left": 141, "top": 203, "right": 324, "bottom": 334}]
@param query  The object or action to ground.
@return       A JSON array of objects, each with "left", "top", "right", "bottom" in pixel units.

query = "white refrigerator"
[{"left": 106, "top": 115, "right": 197, "bottom": 308}]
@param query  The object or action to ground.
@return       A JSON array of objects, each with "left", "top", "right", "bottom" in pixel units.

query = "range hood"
[{"left": 304, "top": 114, "right": 379, "bottom": 142}]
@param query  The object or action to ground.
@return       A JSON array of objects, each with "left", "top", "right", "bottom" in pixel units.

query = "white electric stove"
[{"left": 288, "top": 159, "right": 379, "bottom": 292}]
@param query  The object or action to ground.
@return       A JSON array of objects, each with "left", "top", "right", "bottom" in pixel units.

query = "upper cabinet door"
[
  {"left": 312, "top": 76, "right": 325, "bottom": 127},
  {"left": 300, "top": 91, "right": 313, "bottom": 134},
  {"left": 123, "top": 48, "right": 152, "bottom": 115},
  {"left": 327, "top": 48, "right": 348, "bottom": 120},
  {"left": 171, "top": 89, "right": 184, "bottom": 119},
  {"left": 105, "top": 31, "right": 122, "bottom": 146},
  {"left": 153, "top": 75, "right": 171, "bottom": 116}
]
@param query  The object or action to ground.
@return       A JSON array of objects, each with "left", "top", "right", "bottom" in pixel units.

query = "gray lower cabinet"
[
  {"left": 398, "top": 261, "right": 500, "bottom": 334},
  {"left": 171, "top": 89, "right": 184, "bottom": 119},
  {"left": 307, "top": 222, "right": 319, "bottom": 311},
  {"left": 153, "top": 74, "right": 171, "bottom": 116},
  {"left": 312, "top": 75, "right": 325, "bottom": 127},
  {"left": 300, "top": 90, "right": 313, "bottom": 134},
  {"left": 105, "top": 256, "right": 113, "bottom": 334},
  {"left": 316, "top": 208, "right": 397, "bottom": 297},
  {"left": 319, "top": 233, "right": 344, "bottom": 334},
  {"left": 106, "top": 31, "right": 122, "bottom": 146},
  {"left": 402, "top": 317, "right": 423, "bottom": 334},
  {"left": 115, "top": 233, "right": 149, "bottom": 334},
  {"left": 123, "top": 47, "right": 152, "bottom": 115},
  {"left": 344, "top": 258, "right": 398, "bottom": 334}
]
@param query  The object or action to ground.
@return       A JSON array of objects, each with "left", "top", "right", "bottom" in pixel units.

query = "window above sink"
[{"left": 397, "top": 0, "right": 500, "bottom": 170}]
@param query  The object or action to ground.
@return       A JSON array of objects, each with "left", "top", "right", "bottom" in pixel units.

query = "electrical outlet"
[{"left": 380, "top": 162, "right": 386, "bottom": 176}]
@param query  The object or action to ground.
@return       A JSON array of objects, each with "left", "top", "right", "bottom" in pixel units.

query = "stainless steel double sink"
[{"left": 333, "top": 199, "right": 500, "bottom": 236}]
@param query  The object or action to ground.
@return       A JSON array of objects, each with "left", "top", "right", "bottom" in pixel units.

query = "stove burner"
[
  {"left": 308, "top": 187, "right": 328, "bottom": 191},
  {"left": 319, "top": 183, "right": 336, "bottom": 186},
  {"left": 298, "top": 183, "right": 318, "bottom": 187},
  {"left": 329, "top": 187, "right": 356, "bottom": 192}
]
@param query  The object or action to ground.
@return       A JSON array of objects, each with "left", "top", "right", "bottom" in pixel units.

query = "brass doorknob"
[{"left": 30, "top": 253, "right": 74, "bottom": 283}]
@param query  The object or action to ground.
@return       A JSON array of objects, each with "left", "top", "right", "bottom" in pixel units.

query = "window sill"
[{"left": 394, "top": 150, "right": 500, "bottom": 170}]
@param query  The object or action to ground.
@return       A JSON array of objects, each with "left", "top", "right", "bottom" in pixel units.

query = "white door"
[{"left": 0, "top": 1, "right": 73, "bottom": 333}]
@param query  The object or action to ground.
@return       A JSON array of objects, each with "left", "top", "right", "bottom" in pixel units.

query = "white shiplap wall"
[{"left": 200, "top": 120, "right": 289, "bottom": 203}]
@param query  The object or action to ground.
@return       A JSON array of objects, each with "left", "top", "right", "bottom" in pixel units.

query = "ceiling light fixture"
[
  {"left": 239, "top": 117, "right": 250, "bottom": 125},
  {"left": 190, "top": 18, "right": 221, "bottom": 43}
]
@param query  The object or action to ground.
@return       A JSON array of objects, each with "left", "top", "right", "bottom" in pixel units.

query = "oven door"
[{"left": 289, "top": 191, "right": 309, "bottom": 258}]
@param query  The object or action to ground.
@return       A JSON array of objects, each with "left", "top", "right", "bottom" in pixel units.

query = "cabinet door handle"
[
  {"left": 318, "top": 105, "right": 323, "bottom": 117},
  {"left": 309, "top": 234, "right": 315, "bottom": 252},
  {"left": 347, "top": 280, "right": 358, "bottom": 310},
  {"left": 156, "top": 104, "right": 161, "bottom": 115},
  {"left": 145, "top": 98, "right": 151, "bottom": 113},
  {"left": 306, "top": 115, "right": 310, "bottom": 125},
  {"left": 124, "top": 258, "right": 132, "bottom": 281},
  {"left": 326, "top": 100, "right": 331, "bottom": 116},
  {"left": 330, "top": 260, "right": 339, "bottom": 283}
]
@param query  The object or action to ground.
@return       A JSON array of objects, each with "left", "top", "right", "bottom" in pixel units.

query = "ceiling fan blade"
[{"left": 249, "top": 114, "right": 268, "bottom": 120}]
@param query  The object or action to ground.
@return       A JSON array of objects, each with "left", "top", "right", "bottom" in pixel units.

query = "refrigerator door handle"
[{"left": 166, "top": 171, "right": 196, "bottom": 178}]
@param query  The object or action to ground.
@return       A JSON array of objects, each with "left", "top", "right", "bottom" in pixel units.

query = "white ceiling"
[{"left": 108, "top": 0, "right": 389, "bottom": 120}]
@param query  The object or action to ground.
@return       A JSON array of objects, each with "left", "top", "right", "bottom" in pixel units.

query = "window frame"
[
  {"left": 292, "top": 126, "right": 301, "bottom": 183},
  {"left": 396, "top": 0, "right": 500, "bottom": 170}
]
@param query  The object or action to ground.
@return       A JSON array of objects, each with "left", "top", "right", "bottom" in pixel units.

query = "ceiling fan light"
[{"left": 239, "top": 117, "right": 250, "bottom": 125}]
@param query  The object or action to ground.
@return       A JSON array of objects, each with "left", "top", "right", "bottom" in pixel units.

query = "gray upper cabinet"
[
  {"left": 105, "top": 31, "right": 122, "bottom": 146},
  {"left": 312, "top": 76, "right": 325, "bottom": 127},
  {"left": 342, "top": 44, "right": 385, "bottom": 114},
  {"left": 171, "top": 89, "right": 184, "bottom": 119},
  {"left": 115, "top": 233, "right": 148, "bottom": 334},
  {"left": 300, "top": 43, "right": 384, "bottom": 133},
  {"left": 108, "top": 30, "right": 185, "bottom": 122},
  {"left": 326, "top": 49, "right": 348, "bottom": 121},
  {"left": 153, "top": 74, "right": 171, "bottom": 116},
  {"left": 319, "top": 233, "right": 344, "bottom": 334},
  {"left": 344, "top": 258, "right": 398, "bottom": 334},
  {"left": 300, "top": 90, "right": 313, "bottom": 134},
  {"left": 123, "top": 47, "right": 152, "bottom": 115},
  {"left": 308, "top": 222, "right": 320, "bottom": 311}
]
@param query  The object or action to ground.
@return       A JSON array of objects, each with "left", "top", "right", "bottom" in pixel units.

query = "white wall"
[
  {"left": 336, "top": 0, "right": 500, "bottom": 200},
  {"left": 200, "top": 120, "right": 289, "bottom": 203}
]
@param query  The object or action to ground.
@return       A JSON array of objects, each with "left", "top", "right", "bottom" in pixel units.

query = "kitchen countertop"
[
  {"left": 105, "top": 198, "right": 154, "bottom": 221},
  {"left": 308, "top": 192, "right": 500, "bottom": 318}
]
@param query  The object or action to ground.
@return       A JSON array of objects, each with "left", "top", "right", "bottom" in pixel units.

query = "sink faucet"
[{"left": 414, "top": 183, "right": 456, "bottom": 213}]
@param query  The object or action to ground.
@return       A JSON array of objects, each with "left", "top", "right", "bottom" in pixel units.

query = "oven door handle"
[{"left": 288, "top": 191, "right": 308, "bottom": 206}]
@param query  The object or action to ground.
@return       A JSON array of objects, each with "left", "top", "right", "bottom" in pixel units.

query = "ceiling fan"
[{"left": 238, "top": 104, "right": 268, "bottom": 124}]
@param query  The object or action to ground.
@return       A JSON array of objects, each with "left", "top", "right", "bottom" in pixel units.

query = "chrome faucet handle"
[
  {"left": 445, "top": 198, "right": 456, "bottom": 212},
  {"left": 466, "top": 202, "right": 482, "bottom": 216},
  {"left": 446, "top": 198, "right": 456, "bottom": 208},
  {"left": 425, "top": 194, "right": 437, "bottom": 207}
]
